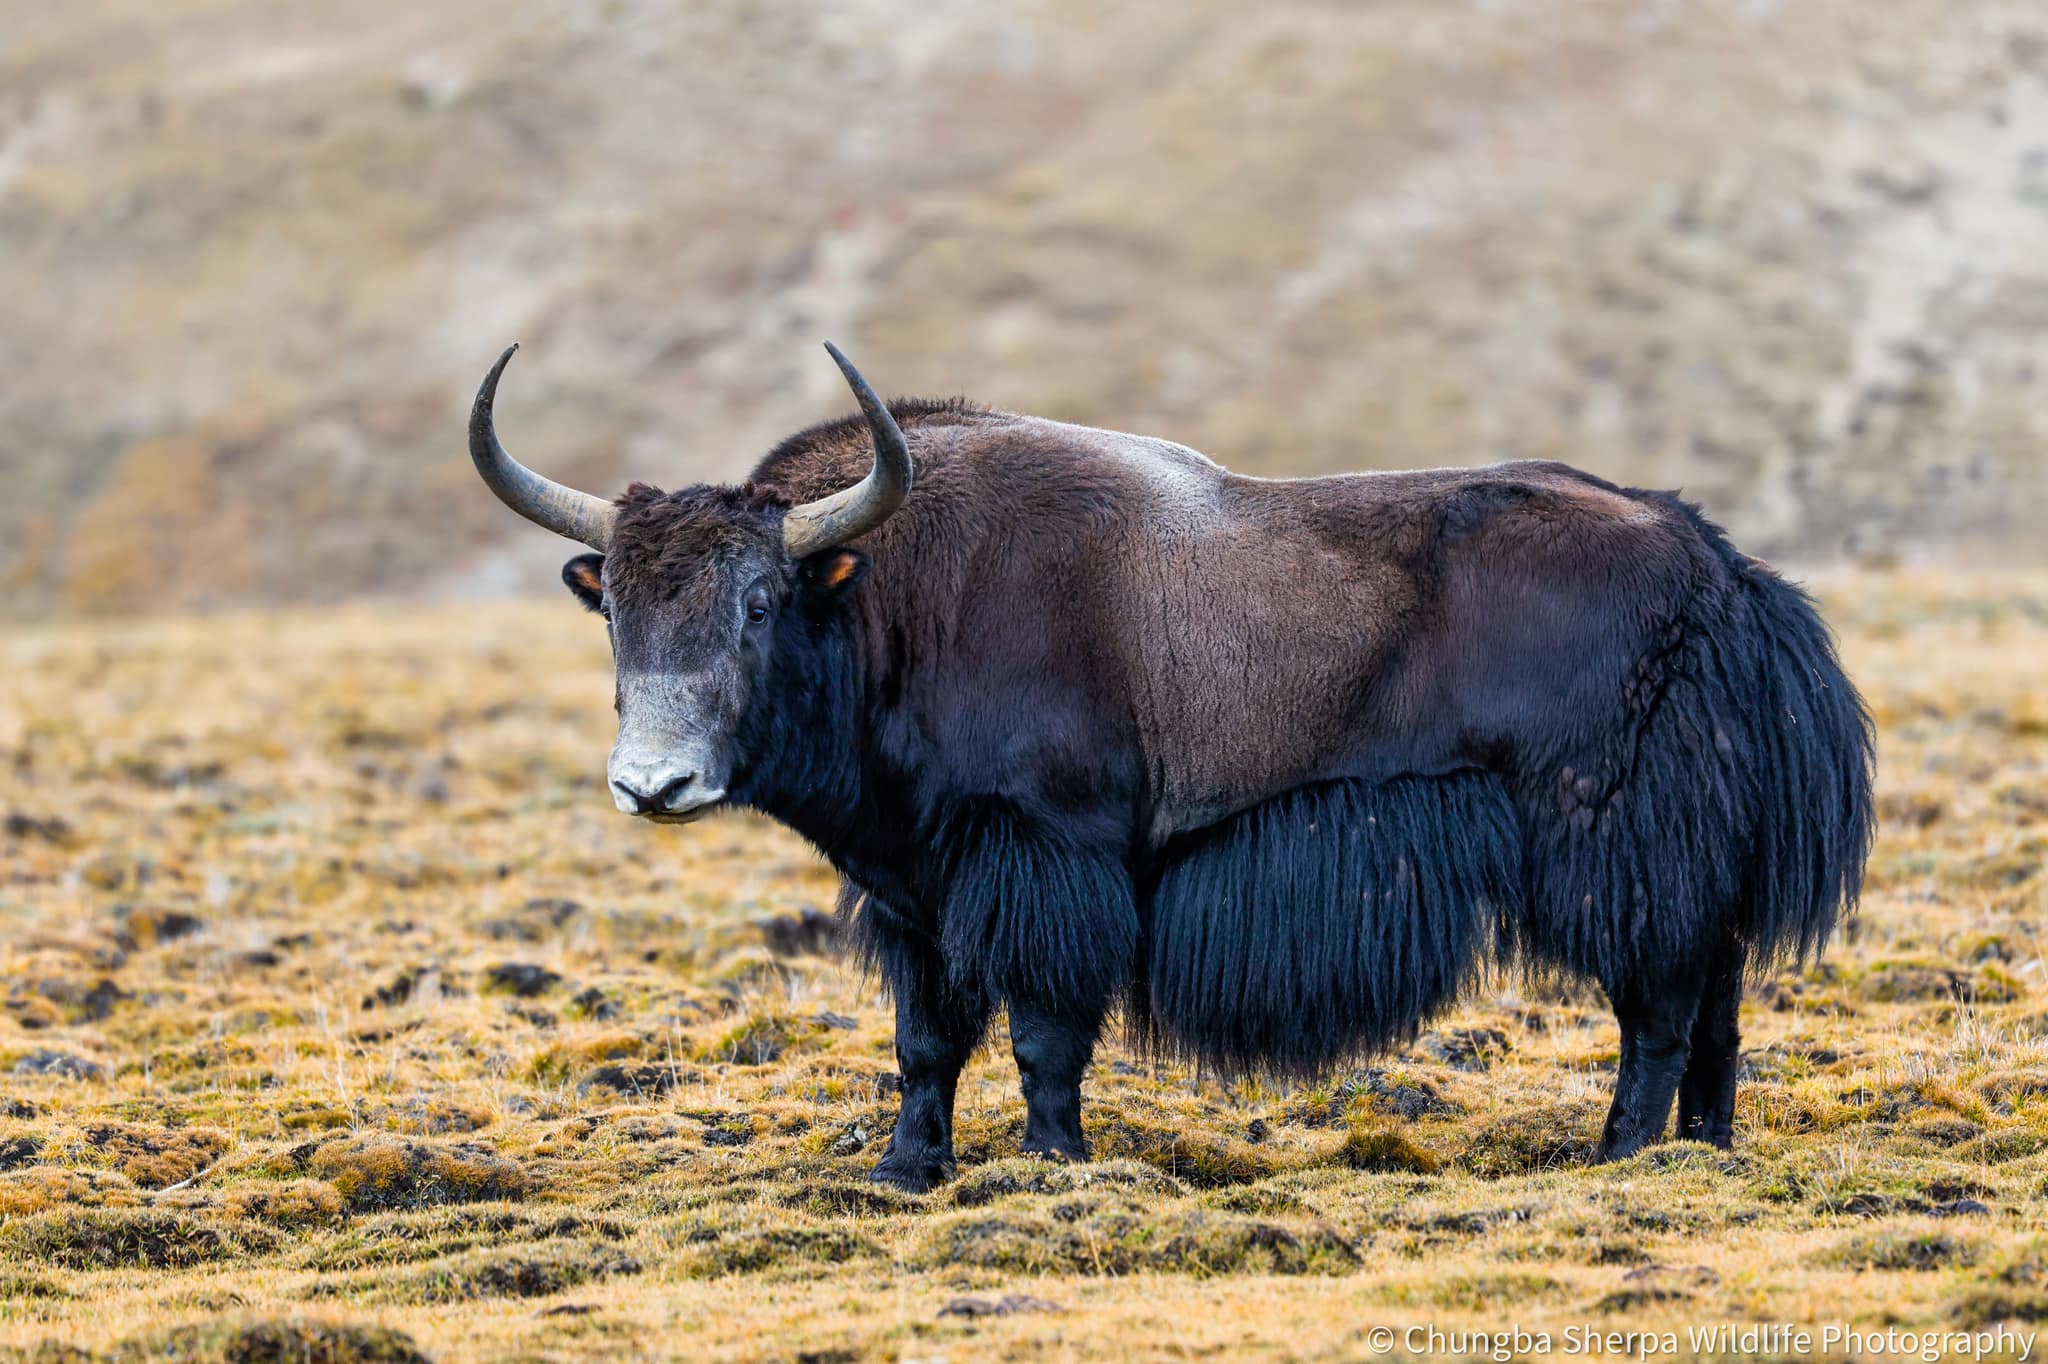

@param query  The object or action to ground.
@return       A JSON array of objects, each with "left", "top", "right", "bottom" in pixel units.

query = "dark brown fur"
[{"left": 735, "top": 403, "right": 1713, "bottom": 841}]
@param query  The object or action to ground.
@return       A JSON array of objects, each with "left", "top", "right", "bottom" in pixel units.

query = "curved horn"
[
  {"left": 468, "top": 344, "right": 617, "bottom": 552},
  {"left": 782, "top": 342, "right": 912, "bottom": 557}
]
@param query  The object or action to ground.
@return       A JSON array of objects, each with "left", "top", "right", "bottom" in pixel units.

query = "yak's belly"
[{"left": 1147, "top": 770, "right": 1520, "bottom": 1072}]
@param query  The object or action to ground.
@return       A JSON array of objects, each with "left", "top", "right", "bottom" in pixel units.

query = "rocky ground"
[
  {"left": 5, "top": 0, "right": 2048, "bottom": 620},
  {"left": 0, "top": 570, "right": 2044, "bottom": 1361}
]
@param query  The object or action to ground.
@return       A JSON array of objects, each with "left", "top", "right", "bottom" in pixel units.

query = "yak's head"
[{"left": 466, "top": 342, "right": 906, "bottom": 822}]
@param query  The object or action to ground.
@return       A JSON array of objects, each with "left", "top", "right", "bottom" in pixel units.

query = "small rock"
[
  {"left": 570, "top": 987, "right": 620, "bottom": 1021},
  {"left": 1753, "top": 980, "right": 1798, "bottom": 1011},
  {"left": 830, "top": 1124, "right": 871, "bottom": 1157},
  {"left": 363, "top": 967, "right": 432, "bottom": 1009},
  {"left": 0, "top": 1135, "right": 43, "bottom": 1170},
  {"left": 1358, "top": 1068, "right": 1459, "bottom": 1119},
  {"left": 114, "top": 907, "right": 206, "bottom": 950},
  {"left": 576, "top": 1064, "right": 693, "bottom": 1098},
  {"left": 4, "top": 813, "right": 77, "bottom": 846},
  {"left": 939, "top": 1294, "right": 1065, "bottom": 1318},
  {"left": 1932, "top": 1198, "right": 1992, "bottom": 1217},
  {"left": 1413, "top": 1027, "right": 1511, "bottom": 1072},
  {"left": 13, "top": 1051, "right": 105, "bottom": 1081},
  {"left": 815, "top": 1010, "right": 859, "bottom": 1030},
  {"left": 481, "top": 897, "right": 583, "bottom": 943},
  {"left": 78, "top": 979, "right": 125, "bottom": 1022},
  {"left": 1244, "top": 1117, "right": 1270, "bottom": 1144},
  {"left": 486, "top": 963, "right": 564, "bottom": 998},
  {"left": 759, "top": 907, "right": 842, "bottom": 958},
  {"left": 540, "top": 1304, "right": 596, "bottom": 1317}
]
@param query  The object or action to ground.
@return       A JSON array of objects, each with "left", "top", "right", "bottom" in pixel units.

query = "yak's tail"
[
  {"left": 1139, "top": 771, "right": 1520, "bottom": 1077},
  {"left": 1643, "top": 494, "right": 1876, "bottom": 969},
  {"left": 1723, "top": 562, "right": 1876, "bottom": 966}
]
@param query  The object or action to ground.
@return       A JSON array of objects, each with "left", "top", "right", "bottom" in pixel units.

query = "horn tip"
[
  {"left": 821, "top": 340, "right": 868, "bottom": 395},
  {"left": 477, "top": 344, "right": 522, "bottom": 410}
]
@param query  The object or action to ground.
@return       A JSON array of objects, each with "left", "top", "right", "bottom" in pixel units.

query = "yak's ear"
[
  {"left": 798, "top": 547, "right": 870, "bottom": 601},
  {"left": 562, "top": 554, "right": 606, "bottom": 612}
]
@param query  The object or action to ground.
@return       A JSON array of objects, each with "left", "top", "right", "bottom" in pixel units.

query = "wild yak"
[{"left": 467, "top": 341, "right": 1873, "bottom": 1191}]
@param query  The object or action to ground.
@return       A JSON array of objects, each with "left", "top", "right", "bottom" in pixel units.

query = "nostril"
[
  {"left": 610, "top": 770, "right": 700, "bottom": 816},
  {"left": 653, "top": 772, "right": 698, "bottom": 810},
  {"left": 611, "top": 777, "right": 661, "bottom": 814}
]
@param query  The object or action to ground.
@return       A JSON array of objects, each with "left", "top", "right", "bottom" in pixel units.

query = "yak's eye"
[{"left": 746, "top": 601, "right": 769, "bottom": 625}]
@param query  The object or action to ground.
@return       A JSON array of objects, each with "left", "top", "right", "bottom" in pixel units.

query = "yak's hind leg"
[
  {"left": 1010, "top": 1000, "right": 1101, "bottom": 1162},
  {"left": 860, "top": 907, "right": 992, "bottom": 1193},
  {"left": 1596, "top": 977, "right": 1703, "bottom": 1161},
  {"left": 1675, "top": 939, "right": 1747, "bottom": 1147}
]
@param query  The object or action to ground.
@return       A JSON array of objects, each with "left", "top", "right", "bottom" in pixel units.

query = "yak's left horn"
[
  {"left": 782, "top": 342, "right": 912, "bottom": 558},
  {"left": 468, "top": 344, "right": 617, "bottom": 552}
]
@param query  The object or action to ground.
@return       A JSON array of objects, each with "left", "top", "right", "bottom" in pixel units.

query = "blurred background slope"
[{"left": 3, "top": 0, "right": 2046, "bottom": 618}]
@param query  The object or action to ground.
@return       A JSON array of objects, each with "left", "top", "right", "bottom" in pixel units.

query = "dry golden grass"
[{"left": 1, "top": 570, "right": 2044, "bottom": 1361}]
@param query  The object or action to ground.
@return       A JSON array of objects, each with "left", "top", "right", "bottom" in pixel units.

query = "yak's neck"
[{"left": 725, "top": 611, "right": 874, "bottom": 859}]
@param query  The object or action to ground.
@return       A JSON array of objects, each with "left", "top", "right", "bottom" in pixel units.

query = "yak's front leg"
[
  {"left": 937, "top": 798, "right": 1140, "bottom": 1172},
  {"left": 867, "top": 919, "right": 990, "bottom": 1193},
  {"left": 1010, "top": 999, "right": 1102, "bottom": 1162}
]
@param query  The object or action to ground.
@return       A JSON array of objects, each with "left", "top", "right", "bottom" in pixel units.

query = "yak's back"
[{"left": 751, "top": 407, "right": 1723, "bottom": 836}]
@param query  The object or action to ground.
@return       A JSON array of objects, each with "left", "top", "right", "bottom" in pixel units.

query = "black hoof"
[
  {"left": 870, "top": 1151, "right": 954, "bottom": 1193},
  {"left": 1593, "top": 1135, "right": 1651, "bottom": 1164}
]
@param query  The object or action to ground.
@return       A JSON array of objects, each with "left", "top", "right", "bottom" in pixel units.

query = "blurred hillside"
[{"left": 3, "top": 0, "right": 2047, "bottom": 617}]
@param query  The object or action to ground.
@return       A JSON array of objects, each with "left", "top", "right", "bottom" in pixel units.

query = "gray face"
[
  {"left": 566, "top": 494, "right": 789, "bottom": 823},
  {"left": 602, "top": 560, "right": 780, "bottom": 821}
]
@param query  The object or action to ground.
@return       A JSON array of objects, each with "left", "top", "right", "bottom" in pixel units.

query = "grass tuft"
[
  {"left": 0, "top": 1209, "right": 279, "bottom": 1270},
  {"left": 106, "top": 1317, "right": 430, "bottom": 1364},
  {"left": 278, "top": 1137, "right": 531, "bottom": 1212},
  {"left": 1340, "top": 1120, "right": 1442, "bottom": 1174}
]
